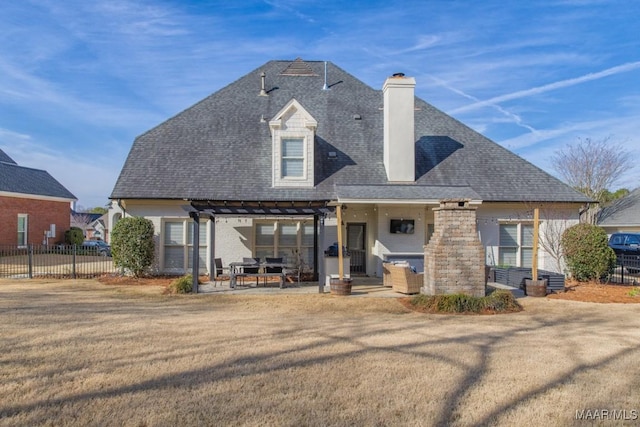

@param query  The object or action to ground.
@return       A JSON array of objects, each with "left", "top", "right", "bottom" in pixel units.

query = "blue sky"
[{"left": 1, "top": 0, "right": 638, "bottom": 209}]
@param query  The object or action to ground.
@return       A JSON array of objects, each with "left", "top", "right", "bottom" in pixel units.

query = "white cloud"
[{"left": 0, "top": 127, "right": 31, "bottom": 142}]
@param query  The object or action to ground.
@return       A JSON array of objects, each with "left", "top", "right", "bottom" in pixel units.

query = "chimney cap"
[{"left": 392, "top": 72, "right": 405, "bottom": 78}]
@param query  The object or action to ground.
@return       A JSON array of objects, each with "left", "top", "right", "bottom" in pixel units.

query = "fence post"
[
  {"left": 28, "top": 244, "right": 33, "bottom": 279},
  {"left": 72, "top": 244, "right": 77, "bottom": 279}
]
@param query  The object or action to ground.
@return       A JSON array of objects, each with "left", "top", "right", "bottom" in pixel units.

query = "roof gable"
[
  {"left": 0, "top": 149, "right": 17, "bottom": 165},
  {"left": 0, "top": 155, "right": 76, "bottom": 200},
  {"left": 269, "top": 98, "right": 318, "bottom": 131}
]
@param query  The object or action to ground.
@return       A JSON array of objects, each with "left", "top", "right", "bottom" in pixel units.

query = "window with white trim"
[
  {"left": 521, "top": 224, "right": 534, "bottom": 268},
  {"left": 499, "top": 223, "right": 533, "bottom": 267},
  {"left": 187, "top": 222, "right": 208, "bottom": 273},
  {"left": 281, "top": 138, "right": 305, "bottom": 178},
  {"left": 163, "top": 219, "right": 207, "bottom": 273},
  {"left": 17, "top": 214, "right": 28, "bottom": 247},
  {"left": 254, "top": 221, "right": 314, "bottom": 269}
]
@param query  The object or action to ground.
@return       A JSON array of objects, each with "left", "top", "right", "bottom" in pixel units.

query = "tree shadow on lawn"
[{"left": 1, "top": 290, "right": 639, "bottom": 425}]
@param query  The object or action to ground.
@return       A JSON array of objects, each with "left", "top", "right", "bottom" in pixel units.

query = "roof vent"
[
  {"left": 280, "top": 58, "right": 318, "bottom": 76},
  {"left": 328, "top": 151, "right": 338, "bottom": 160},
  {"left": 322, "top": 61, "right": 330, "bottom": 90},
  {"left": 392, "top": 72, "right": 405, "bottom": 78},
  {"left": 259, "top": 72, "right": 268, "bottom": 96},
  {"left": 353, "top": 114, "right": 361, "bottom": 120}
]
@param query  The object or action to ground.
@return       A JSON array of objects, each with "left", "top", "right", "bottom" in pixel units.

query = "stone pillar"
[{"left": 423, "top": 199, "right": 485, "bottom": 297}]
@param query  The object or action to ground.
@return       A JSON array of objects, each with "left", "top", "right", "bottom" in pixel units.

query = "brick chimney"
[
  {"left": 423, "top": 199, "right": 486, "bottom": 297},
  {"left": 383, "top": 73, "right": 416, "bottom": 182}
]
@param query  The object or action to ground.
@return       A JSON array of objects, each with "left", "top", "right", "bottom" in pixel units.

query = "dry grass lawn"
[{"left": 1, "top": 279, "right": 639, "bottom": 426}]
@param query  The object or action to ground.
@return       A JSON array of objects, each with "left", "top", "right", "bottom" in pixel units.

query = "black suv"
[
  {"left": 82, "top": 240, "right": 112, "bottom": 257},
  {"left": 609, "top": 233, "right": 640, "bottom": 254},
  {"left": 608, "top": 233, "right": 640, "bottom": 273}
]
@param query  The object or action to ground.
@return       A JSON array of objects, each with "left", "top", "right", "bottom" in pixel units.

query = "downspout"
[
  {"left": 190, "top": 211, "right": 200, "bottom": 294},
  {"left": 117, "top": 199, "right": 126, "bottom": 217}
]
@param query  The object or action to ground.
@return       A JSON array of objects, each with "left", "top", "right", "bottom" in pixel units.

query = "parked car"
[
  {"left": 608, "top": 233, "right": 640, "bottom": 273},
  {"left": 82, "top": 240, "right": 111, "bottom": 257}
]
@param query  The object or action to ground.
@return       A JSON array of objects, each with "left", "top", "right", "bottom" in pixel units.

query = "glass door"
[{"left": 347, "top": 223, "right": 366, "bottom": 274}]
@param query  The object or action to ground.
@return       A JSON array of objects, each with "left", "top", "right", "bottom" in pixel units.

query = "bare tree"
[
  {"left": 539, "top": 210, "right": 573, "bottom": 273},
  {"left": 553, "top": 136, "right": 633, "bottom": 204},
  {"left": 70, "top": 212, "right": 92, "bottom": 235},
  {"left": 524, "top": 203, "right": 573, "bottom": 273}
]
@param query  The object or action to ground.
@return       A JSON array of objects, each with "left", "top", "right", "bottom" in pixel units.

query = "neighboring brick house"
[{"left": 0, "top": 149, "right": 76, "bottom": 246}]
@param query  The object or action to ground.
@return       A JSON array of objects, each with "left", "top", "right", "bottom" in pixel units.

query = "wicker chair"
[
  {"left": 387, "top": 264, "right": 423, "bottom": 294},
  {"left": 382, "top": 262, "right": 393, "bottom": 287},
  {"left": 382, "top": 261, "right": 409, "bottom": 287}
]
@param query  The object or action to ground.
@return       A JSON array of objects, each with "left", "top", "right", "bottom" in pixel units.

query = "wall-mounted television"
[{"left": 390, "top": 219, "right": 415, "bottom": 234}]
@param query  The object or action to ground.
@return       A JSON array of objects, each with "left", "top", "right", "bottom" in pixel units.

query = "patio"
[
  {"left": 198, "top": 276, "right": 524, "bottom": 298},
  {"left": 198, "top": 276, "right": 400, "bottom": 297}
]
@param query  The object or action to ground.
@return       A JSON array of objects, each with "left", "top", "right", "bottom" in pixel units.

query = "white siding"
[{"left": 119, "top": 200, "right": 580, "bottom": 277}]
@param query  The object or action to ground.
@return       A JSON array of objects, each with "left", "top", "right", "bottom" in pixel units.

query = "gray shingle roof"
[
  {"left": 111, "top": 59, "right": 589, "bottom": 204},
  {"left": 0, "top": 149, "right": 17, "bottom": 165},
  {"left": 335, "top": 184, "right": 481, "bottom": 201},
  {"left": 598, "top": 188, "right": 640, "bottom": 226},
  {"left": 0, "top": 159, "right": 76, "bottom": 200}
]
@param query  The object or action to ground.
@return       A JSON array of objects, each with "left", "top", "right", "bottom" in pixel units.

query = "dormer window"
[
  {"left": 269, "top": 99, "right": 317, "bottom": 187},
  {"left": 282, "top": 138, "right": 305, "bottom": 178}
]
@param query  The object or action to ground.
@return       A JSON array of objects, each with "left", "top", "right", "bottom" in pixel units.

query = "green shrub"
[
  {"left": 410, "top": 290, "right": 522, "bottom": 314},
  {"left": 561, "top": 223, "right": 616, "bottom": 282},
  {"left": 483, "top": 290, "right": 520, "bottom": 311},
  {"left": 167, "top": 275, "right": 194, "bottom": 294},
  {"left": 110, "top": 217, "right": 155, "bottom": 278},
  {"left": 64, "top": 227, "right": 84, "bottom": 245}
]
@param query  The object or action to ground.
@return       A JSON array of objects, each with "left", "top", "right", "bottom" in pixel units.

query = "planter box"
[
  {"left": 491, "top": 267, "right": 565, "bottom": 292},
  {"left": 494, "top": 267, "right": 508, "bottom": 284},
  {"left": 539, "top": 271, "right": 565, "bottom": 293}
]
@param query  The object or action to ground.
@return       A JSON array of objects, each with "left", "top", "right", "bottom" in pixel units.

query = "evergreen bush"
[
  {"left": 410, "top": 290, "right": 522, "bottom": 314},
  {"left": 561, "top": 223, "right": 616, "bottom": 282},
  {"left": 167, "top": 275, "right": 194, "bottom": 294},
  {"left": 64, "top": 227, "right": 84, "bottom": 245},
  {"left": 110, "top": 217, "right": 155, "bottom": 277}
]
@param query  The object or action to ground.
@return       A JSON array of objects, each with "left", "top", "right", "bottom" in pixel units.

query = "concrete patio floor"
[{"left": 198, "top": 276, "right": 524, "bottom": 298}]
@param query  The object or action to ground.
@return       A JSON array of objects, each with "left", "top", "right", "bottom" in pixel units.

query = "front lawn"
[{"left": 1, "top": 279, "right": 638, "bottom": 426}]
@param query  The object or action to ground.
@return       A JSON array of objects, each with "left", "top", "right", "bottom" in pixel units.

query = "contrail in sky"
[{"left": 450, "top": 61, "right": 640, "bottom": 114}]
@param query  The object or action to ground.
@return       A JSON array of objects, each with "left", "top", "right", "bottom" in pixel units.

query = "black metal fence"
[
  {"left": 609, "top": 254, "right": 640, "bottom": 285},
  {"left": 0, "top": 244, "right": 118, "bottom": 279}
]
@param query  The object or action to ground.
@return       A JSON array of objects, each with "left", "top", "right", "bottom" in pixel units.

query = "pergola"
[{"left": 183, "top": 200, "right": 336, "bottom": 293}]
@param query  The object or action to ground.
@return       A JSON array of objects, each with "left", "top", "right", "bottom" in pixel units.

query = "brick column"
[{"left": 423, "top": 199, "right": 485, "bottom": 297}]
